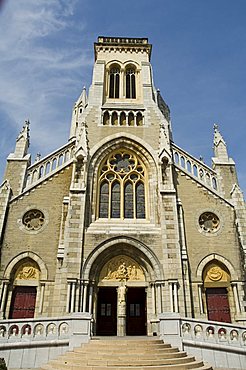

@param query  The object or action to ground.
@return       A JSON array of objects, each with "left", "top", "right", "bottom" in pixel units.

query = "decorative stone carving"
[
  {"left": 15, "top": 261, "right": 40, "bottom": 281},
  {"left": 100, "top": 256, "right": 145, "bottom": 282},
  {"left": 199, "top": 212, "right": 220, "bottom": 233},
  {"left": 204, "top": 263, "right": 230, "bottom": 287},
  {"left": 207, "top": 266, "right": 223, "bottom": 281},
  {"left": 22, "top": 209, "right": 45, "bottom": 231}
]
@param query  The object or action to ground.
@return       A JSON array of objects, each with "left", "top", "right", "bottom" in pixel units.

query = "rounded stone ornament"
[
  {"left": 22, "top": 209, "right": 45, "bottom": 231},
  {"left": 199, "top": 212, "right": 220, "bottom": 233}
]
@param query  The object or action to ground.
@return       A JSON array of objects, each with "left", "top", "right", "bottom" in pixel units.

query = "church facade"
[{"left": 0, "top": 37, "right": 245, "bottom": 337}]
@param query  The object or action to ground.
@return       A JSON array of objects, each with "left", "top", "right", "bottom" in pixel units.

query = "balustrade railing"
[
  {"left": 24, "top": 140, "right": 75, "bottom": 190},
  {"left": 181, "top": 318, "right": 246, "bottom": 347},
  {"left": 0, "top": 317, "right": 70, "bottom": 343},
  {"left": 172, "top": 143, "right": 218, "bottom": 192}
]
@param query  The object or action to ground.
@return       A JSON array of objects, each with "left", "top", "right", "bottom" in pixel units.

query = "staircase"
[{"left": 40, "top": 337, "right": 213, "bottom": 370}]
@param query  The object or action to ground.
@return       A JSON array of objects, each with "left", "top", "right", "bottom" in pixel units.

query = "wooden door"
[
  {"left": 126, "top": 288, "right": 146, "bottom": 335},
  {"left": 97, "top": 287, "right": 117, "bottom": 335},
  {"left": 9, "top": 286, "right": 36, "bottom": 319},
  {"left": 206, "top": 287, "right": 231, "bottom": 323}
]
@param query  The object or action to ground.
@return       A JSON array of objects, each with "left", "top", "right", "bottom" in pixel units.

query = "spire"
[
  {"left": 213, "top": 124, "right": 229, "bottom": 162},
  {"left": 14, "top": 120, "right": 30, "bottom": 158},
  {"left": 77, "top": 86, "right": 87, "bottom": 108}
]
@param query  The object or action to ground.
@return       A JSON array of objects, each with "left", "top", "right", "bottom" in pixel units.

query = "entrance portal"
[
  {"left": 206, "top": 287, "right": 231, "bottom": 323},
  {"left": 126, "top": 287, "right": 146, "bottom": 335},
  {"left": 97, "top": 287, "right": 117, "bottom": 335},
  {"left": 9, "top": 286, "right": 36, "bottom": 319}
]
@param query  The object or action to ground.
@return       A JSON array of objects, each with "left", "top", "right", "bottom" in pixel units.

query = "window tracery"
[
  {"left": 199, "top": 212, "right": 220, "bottom": 233},
  {"left": 98, "top": 150, "right": 146, "bottom": 219}
]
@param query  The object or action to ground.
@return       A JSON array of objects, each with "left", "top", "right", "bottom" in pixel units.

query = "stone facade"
[{"left": 0, "top": 36, "right": 245, "bottom": 336}]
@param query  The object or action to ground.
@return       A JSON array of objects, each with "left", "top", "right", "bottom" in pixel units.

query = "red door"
[
  {"left": 9, "top": 286, "right": 37, "bottom": 319},
  {"left": 206, "top": 287, "right": 231, "bottom": 323}
]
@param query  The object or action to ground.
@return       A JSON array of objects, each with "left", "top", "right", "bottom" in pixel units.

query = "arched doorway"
[
  {"left": 203, "top": 261, "right": 231, "bottom": 323},
  {"left": 97, "top": 255, "right": 146, "bottom": 336},
  {"left": 9, "top": 259, "right": 40, "bottom": 319},
  {"left": 83, "top": 237, "right": 163, "bottom": 336}
]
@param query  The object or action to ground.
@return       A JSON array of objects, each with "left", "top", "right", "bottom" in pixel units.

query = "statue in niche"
[{"left": 161, "top": 157, "right": 169, "bottom": 184}]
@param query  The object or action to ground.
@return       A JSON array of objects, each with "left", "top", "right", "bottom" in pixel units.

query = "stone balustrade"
[
  {"left": 24, "top": 140, "right": 76, "bottom": 190},
  {"left": 0, "top": 313, "right": 91, "bottom": 369},
  {"left": 172, "top": 143, "right": 218, "bottom": 192},
  {"left": 159, "top": 314, "right": 246, "bottom": 369},
  {"left": 181, "top": 318, "right": 246, "bottom": 347}
]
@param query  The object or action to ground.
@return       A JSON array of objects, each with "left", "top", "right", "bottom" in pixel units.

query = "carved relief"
[
  {"left": 203, "top": 263, "right": 230, "bottom": 287},
  {"left": 100, "top": 256, "right": 145, "bottom": 282},
  {"left": 207, "top": 266, "right": 223, "bottom": 281},
  {"left": 15, "top": 261, "right": 40, "bottom": 281}
]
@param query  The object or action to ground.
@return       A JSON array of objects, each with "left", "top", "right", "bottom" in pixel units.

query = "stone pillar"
[
  {"left": 38, "top": 283, "right": 45, "bottom": 314},
  {"left": 82, "top": 282, "right": 88, "bottom": 312},
  {"left": 173, "top": 282, "right": 179, "bottom": 313},
  {"left": 151, "top": 283, "right": 156, "bottom": 315},
  {"left": 198, "top": 283, "right": 204, "bottom": 314},
  {"left": 88, "top": 284, "right": 94, "bottom": 314},
  {"left": 0, "top": 281, "right": 8, "bottom": 318},
  {"left": 232, "top": 283, "right": 241, "bottom": 314},
  {"left": 117, "top": 283, "right": 127, "bottom": 336}
]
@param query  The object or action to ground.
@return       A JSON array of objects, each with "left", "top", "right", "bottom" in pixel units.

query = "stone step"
[
  {"left": 39, "top": 337, "right": 213, "bottom": 370},
  {"left": 42, "top": 362, "right": 212, "bottom": 370},
  {"left": 49, "top": 354, "right": 194, "bottom": 366},
  {"left": 63, "top": 350, "right": 185, "bottom": 360}
]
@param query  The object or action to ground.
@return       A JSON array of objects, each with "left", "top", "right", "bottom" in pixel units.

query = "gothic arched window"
[
  {"left": 126, "top": 68, "right": 136, "bottom": 99},
  {"left": 109, "top": 66, "right": 120, "bottom": 98},
  {"left": 98, "top": 150, "right": 146, "bottom": 219}
]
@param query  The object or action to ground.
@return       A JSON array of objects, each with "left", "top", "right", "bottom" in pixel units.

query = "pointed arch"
[{"left": 4, "top": 252, "right": 48, "bottom": 281}]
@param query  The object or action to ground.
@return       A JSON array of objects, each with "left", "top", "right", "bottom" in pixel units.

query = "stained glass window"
[{"left": 98, "top": 150, "right": 146, "bottom": 219}]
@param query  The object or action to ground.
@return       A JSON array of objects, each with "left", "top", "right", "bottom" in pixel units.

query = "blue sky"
[{"left": 0, "top": 0, "right": 245, "bottom": 194}]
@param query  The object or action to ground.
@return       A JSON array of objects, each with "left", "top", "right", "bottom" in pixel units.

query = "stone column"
[
  {"left": 88, "top": 284, "right": 94, "bottom": 314},
  {"left": 151, "top": 283, "right": 156, "bottom": 315},
  {"left": 232, "top": 283, "right": 241, "bottom": 314},
  {"left": 0, "top": 281, "right": 8, "bottom": 318},
  {"left": 82, "top": 281, "right": 88, "bottom": 312},
  {"left": 198, "top": 283, "right": 204, "bottom": 314},
  {"left": 38, "top": 283, "right": 45, "bottom": 314},
  {"left": 173, "top": 282, "right": 179, "bottom": 313},
  {"left": 117, "top": 283, "right": 127, "bottom": 336}
]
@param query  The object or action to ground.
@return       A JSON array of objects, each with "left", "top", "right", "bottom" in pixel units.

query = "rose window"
[
  {"left": 199, "top": 212, "right": 220, "bottom": 233},
  {"left": 22, "top": 210, "right": 45, "bottom": 231}
]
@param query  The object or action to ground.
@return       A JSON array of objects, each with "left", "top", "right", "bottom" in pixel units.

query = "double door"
[{"left": 96, "top": 287, "right": 146, "bottom": 335}]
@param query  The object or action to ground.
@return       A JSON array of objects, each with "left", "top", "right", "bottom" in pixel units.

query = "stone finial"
[
  {"left": 77, "top": 86, "right": 87, "bottom": 109},
  {"left": 14, "top": 120, "right": 30, "bottom": 158},
  {"left": 213, "top": 123, "right": 229, "bottom": 161},
  {"left": 35, "top": 153, "right": 41, "bottom": 162}
]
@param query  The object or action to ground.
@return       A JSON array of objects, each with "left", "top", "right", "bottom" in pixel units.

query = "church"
[{"left": 0, "top": 36, "right": 246, "bottom": 339}]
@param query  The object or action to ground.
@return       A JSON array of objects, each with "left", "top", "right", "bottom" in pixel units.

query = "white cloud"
[{"left": 0, "top": 0, "right": 92, "bottom": 166}]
